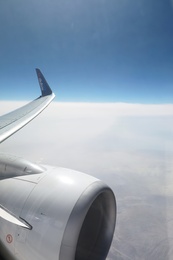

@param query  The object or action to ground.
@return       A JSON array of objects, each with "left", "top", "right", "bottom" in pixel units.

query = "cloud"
[
  {"left": 1, "top": 101, "right": 173, "bottom": 164},
  {"left": 1, "top": 101, "right": 173, "bottom": 189},
  {"left": 1, "top": 101, "right": 173, "bottom": 259}
]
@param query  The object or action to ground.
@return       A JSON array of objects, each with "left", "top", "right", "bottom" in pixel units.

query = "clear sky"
[{"left": 1, "top": 0, "right": 173, "bottom": 103}]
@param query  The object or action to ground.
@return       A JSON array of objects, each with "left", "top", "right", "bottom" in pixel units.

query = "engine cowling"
[{"left": 0, "top": 165, "right": 116, "bottom": 260}]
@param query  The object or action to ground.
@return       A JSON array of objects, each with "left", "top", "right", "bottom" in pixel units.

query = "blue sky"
[{"left": 1, "top": 0, "right": 173, "bottom": 103}]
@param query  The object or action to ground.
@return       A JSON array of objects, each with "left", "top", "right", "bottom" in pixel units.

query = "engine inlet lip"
[{"left": 59, "top": 181, "right": 116, "bottom": 260}]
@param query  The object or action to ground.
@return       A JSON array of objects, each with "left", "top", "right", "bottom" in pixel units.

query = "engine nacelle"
[{"left": 0, "top": 164, "right": 116, "bottom": 260}]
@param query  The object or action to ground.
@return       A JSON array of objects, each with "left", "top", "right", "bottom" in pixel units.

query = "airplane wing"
[
  {"left": 0, "top": 69, "right": 116, "bottom": 260},
  {"left": 0, "top": 68, "right": 55, "bottom": 144}
]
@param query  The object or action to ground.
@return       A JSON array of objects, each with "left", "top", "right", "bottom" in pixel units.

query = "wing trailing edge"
[
  {"left": 0, "top": 205, "right": 32, "bottom": 229},
  {"left": 0, "top": 69, "right": 55, "bottom": 144}
]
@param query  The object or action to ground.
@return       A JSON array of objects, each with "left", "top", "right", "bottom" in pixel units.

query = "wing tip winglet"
[{"left": 36, "top": 68, "right": 53, "bottom": 97}]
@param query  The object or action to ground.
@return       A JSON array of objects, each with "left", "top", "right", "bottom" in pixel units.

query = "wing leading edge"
[{"left": 0, "top": 69, "right": 55, "bottom": 144}]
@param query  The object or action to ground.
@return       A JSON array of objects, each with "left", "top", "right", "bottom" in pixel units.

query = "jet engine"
[{"left": 0, "top": 156, "right": 116, "bottom": 260}]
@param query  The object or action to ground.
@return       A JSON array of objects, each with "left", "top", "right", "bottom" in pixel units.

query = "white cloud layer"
[{"left": 1, "top": 101, "right": 173, "bottom": 167}]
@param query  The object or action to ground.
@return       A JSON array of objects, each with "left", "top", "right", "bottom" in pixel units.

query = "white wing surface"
[{"left": 0, "top": 68, "right": 55, "bottom": 144}]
